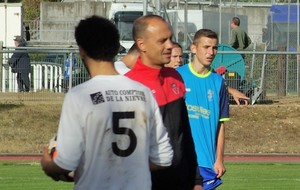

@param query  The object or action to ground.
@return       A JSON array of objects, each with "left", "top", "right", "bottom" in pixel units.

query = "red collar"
[{"left": 131, "top": 57, "right": 161, "bottom": 79}]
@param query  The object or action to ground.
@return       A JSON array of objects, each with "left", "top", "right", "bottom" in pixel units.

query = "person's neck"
[
  {"left": 121, "top": 54, "right": 137, "bottom": 69},
  {"left": 140, "top": 56, "right": 163, "bottom": 70},
  {"left": 191, "top": 61, "right": 210, "bottom": 75},
  {"left": 88, "top": 59, "right": 119, "bottom": 77}
]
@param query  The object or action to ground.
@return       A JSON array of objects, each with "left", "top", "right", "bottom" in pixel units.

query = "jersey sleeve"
[
  {"left": 148, "top": 93, "right": 173, "bottom": 167},
  {"left": 54, "top": 92, "right": 84, "bottom": 171},
  {"left": 219, "top": 79, "right": 230, "bottom": 122}
]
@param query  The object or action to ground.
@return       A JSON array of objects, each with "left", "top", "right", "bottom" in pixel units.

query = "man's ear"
[
  {"left": 190, "top": 44, "right": 196, "bottom": 54},
  {"left": 136, "top": 38, "right": 145, "bottom": 52}
]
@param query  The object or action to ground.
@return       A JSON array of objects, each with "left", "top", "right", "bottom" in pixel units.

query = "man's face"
[
  {"left": 14, "top": 40, "right": 19, "bottom": 47},
  {"left": 191, "top": 36, "right": 218, "bottom": 67},
  {"left": 230, "top": 22, "right": 235, "bottom": 28},
  {"left": 137, "top": 18, "right": 173, "bottom": 68},
  {"left": 166, "top": 46, "right": 183, "bottom": 68}
]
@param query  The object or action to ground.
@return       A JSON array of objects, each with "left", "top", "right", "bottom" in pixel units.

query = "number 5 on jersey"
[{"left": 112, "top": 112, "right": 137, "bottom": 157}]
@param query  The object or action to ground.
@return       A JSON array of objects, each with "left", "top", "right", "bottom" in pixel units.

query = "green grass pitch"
[
  {"left": 0, "top": 161, "right": 73, "bottom": 190},
  {"left": 0, "top": 161, "right": 299, "bottom": 189},
  {"left": 219, "top": 162, "right": 300, "bottom": 190}
]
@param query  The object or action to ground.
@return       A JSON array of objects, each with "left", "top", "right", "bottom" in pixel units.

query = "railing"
[
  {"left": 2, "top": 63, "right": 63, "bottom": 93},
  {"left": 0, "top": 47, "right": 89, "bottom": 102},
  {"left": 184, "top": 47, "right": 300, "bottom": 104}
]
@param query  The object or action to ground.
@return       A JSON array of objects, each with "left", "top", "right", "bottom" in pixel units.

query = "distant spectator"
[
  {"left": 23, "top": 22, "right": 30, "bottom": 41},
  {"left": 63, "top": 51, "right": 77, "bottom": 91},
  {"left": 229, "top": 17, "right": 252, "bottom": 58},
  {"left": 8, "top": 36, "right": 31, "bottom": 92},
  {"left": 64, "top": 53, "right": 77, "bottom": 79}
]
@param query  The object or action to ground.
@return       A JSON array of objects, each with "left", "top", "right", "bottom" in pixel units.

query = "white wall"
[
  {"left": 34, "top": 2, "right": 270, "bottom": 46},
  {"left": 0, "top": 3, "right": 23, "bottom": 47}
]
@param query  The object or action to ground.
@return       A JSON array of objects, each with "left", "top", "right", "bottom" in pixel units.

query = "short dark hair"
[
  {"left": 232, "top": 17, "right": 240, "bottom": 26},
  {"left": 193, "top": 29, "right": 218, "bottom": 45},
  {"left": 172, "top": 42, "right": 182, "bottom": 49},
  {"left": 132, "top": 14, "right": 165, "bottom": 40},
  {"left": 75, "top": 15, "right": 120, "bottom": 62}
]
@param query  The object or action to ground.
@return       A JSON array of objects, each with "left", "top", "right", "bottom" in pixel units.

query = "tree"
[{"left": 23, "top": 0, "right": 40, "bottom": 21}]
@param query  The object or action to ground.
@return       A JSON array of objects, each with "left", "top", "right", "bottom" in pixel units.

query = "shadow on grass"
[{"left": 0, "top": 103, "right": 24, "bottom": 111}]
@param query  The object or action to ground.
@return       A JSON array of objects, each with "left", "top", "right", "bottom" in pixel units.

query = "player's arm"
[
  {"left": 214, "top": 122, "right": 226, "bottom": 178},
  {"left": 229, "top": 30, "right": 237, "bottom": 47},
  {"left": 214, "top": 80, "right": 229, "bottom": 178},
  {"left": 227, "top": 87, "right": 249, "bottom": 105},
  {"left": 246, "top": 33, "right": 252, "bottom": 48},
  {"left": 148, "top": 94, "right": 173, "bottom": 170},
  {"left": 40, "top": 146, "right": 72, "bottom": 181},
  {"left": 7, "top": 52, "right": 21, "bottom": 68}
]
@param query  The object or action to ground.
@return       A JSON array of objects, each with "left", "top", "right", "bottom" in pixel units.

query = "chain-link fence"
[
  {"left": 236, "top": 49, "right": 300, "bottom": 104},
  {"left": 0, "top": 46, "right": 299, "bottom": 104},
  {"left": 0, "top": 47, "right": 88, "bottom": 103},
  {"left": 183, "top": 44, "right": 300, "bottom": 105}
]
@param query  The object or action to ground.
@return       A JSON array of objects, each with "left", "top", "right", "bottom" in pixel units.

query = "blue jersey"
[{"left": 177, "top": 63, "right": 229, "bottom": 169}]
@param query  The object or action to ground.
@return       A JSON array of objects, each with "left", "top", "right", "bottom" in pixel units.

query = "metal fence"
[
  {"left": 0, "top": 46, "right": 299, "bottom": 104},
  {"left": 223, "top": 49, "right": 300, "bottom": 104},
  {"left": 0, "top": 47, "right": 88, "bottom": 103}
]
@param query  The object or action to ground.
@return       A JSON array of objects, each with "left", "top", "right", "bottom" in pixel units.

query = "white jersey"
[
  {"left": 114, "top": 60, "right": 131, "bottom": 75},
  {"left": 54, "top": 75, "right": 173, "bottom": 190}
]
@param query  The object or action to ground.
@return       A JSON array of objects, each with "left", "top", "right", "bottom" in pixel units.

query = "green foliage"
[
  {"left": 23, "top": 0, "right": 40, "bottom": 21},
  {"left": 6, "top": 0, "right": 61, "bottom": 21},
  {"left": 22, "top": 0, "right": 64, "bottom": 21}
]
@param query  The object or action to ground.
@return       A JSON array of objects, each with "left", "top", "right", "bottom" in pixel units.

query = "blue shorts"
[{"left": 199, "top": 166, "right": 222, "bottom": 190}]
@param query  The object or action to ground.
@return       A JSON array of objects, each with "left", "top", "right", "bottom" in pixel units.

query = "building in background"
[{"left": 0, "top": 3, "right": 23, "bottom": 47}]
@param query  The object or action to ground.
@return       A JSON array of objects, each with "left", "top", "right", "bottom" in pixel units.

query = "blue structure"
[
  {"left": 270, "top": 4, "right": 300, "bottom": 23},
  {"left": 266, "top": 4, "right": 300, "bottom": 51}
]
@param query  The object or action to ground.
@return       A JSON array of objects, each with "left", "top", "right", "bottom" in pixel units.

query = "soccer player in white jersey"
[{"left": 40, "top": 15, "right": 173, "bottom": 190}]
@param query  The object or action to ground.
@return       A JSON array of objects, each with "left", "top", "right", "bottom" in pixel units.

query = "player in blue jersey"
[{"left": 176, "top": 29, "right": 230, "bottom": 190}]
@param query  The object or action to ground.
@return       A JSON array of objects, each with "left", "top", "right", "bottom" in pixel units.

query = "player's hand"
[
  {"left": 214, "top": 161, "right": 226, "bottom": 178},
  {"left": 228, "top": 87, "right": 250, "bottom": 106},
  {"left": 40, "top": 146, "right": 53, "bottom": 176},
  {"left": 233, "top": 95, "right": 249, "bottom": 106},
  {"left": 41, "top": 145, "right": 52, "bottom": 168},
  {"left": 40, "top": 146, "right": 60, "bottom": 181},
  {"left": 193, "top": 185, "right": 203, "bottom": 190}
]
